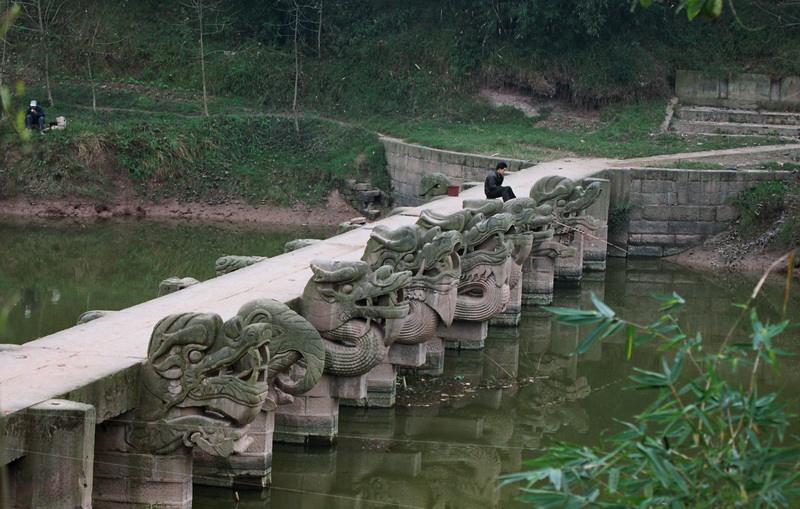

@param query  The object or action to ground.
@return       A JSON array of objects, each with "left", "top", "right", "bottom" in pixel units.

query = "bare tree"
[
  {"left": 0, "top": 0, "right": 12, "bottom": 91},
  {"left": 278, "top": 0, "right": 320, "bottom": 130},
  {"left": 70, "top": 5, "right": 118, "bottom": 113},
  {"left": 20, "top": 0, "right": 64, "bottom": 107},
  {"left": 181, "top": 0, "right": 227, "bottom": 117},
  {"left": 316, "top": 0, "right": 322, "bottom": 57}
]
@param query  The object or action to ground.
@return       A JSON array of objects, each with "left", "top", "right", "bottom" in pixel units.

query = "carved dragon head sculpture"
[
  {"left": 215, "top": 255, "right": 268, "bottom": 276},
  {"left": 128, "top": 299, "right": 324, "bottom": 456},
  {"left": 529, "top": 176, "right": 602, "bottom": 220},
  {"left": 363, "top": 225, "right": 462, "bottom": 343},
  {"left": 418, "top": 172, "right": 451, "bottom": 200},
  {"left": 417, "top": 209, "right": 514, "bottom": 322},
  {"left": 301, "top": 260, "right": 412, "bottom": 377}
]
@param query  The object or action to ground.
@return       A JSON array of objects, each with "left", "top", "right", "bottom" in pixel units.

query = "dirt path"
[{"left": 616, "top": 143, "right": 800, "bottom": 167}]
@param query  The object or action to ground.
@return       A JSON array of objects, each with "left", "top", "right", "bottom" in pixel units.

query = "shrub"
[
  {"left": 502, "top": 271, "right": 800, "bottom": 508},
  {"left": 731, "top": 180, "right": 789, "bottom": 237}
]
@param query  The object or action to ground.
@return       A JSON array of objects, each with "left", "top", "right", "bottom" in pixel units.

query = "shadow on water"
[{"left": 194, "top": 257, "right": 800, "bottom": 509}]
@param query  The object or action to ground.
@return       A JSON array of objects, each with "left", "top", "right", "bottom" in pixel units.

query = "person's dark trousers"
[
  {"left": 486, "top": 186, "right": 516, "bottom": 202},
  {"left": 25, "top": 114, "right": 45, "bottom": 130}
]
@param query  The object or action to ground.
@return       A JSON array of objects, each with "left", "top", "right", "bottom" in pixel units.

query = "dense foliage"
[
  {"left": 732, "top": 175, "right": 800, "bottom": 247},
  {"left": 0, "top": 114, "right": 386, "bottom": 205},
  {"left": 503, "top": 282, "right": 800, "bottom": 507},
  {"left": 4, "top": 0, "right": 800, "bottom": 116}
]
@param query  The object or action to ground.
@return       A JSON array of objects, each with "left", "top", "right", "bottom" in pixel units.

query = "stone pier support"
[
  {"left": 555, "top": 229, "right": 585, "bottom": 283},
  {"left": 417, "top": 338, "right": 446, "bottom": 376},
  {"left": 274, "top": 375, "right": 367, "bottom": 445},
  {"left": 582, "top": 178, "right": 610, "bottom": 271},
  {"left": 11, "top": 399, "right": 95, "bottom": 509},
  {"left": 522, "top": 234, "right": 567, "bottom": 306},
  {"left": 193, "top": 409, "right": 275, "bottom": 489},
  {"left": 341, "top": 342, "right": 426, "bottom": 408},
  {"left": 341, "top": 363, "right": 398, "bottom": 408},
  {"left": 93, "top": 419, "right": 192, "bottom": 509},
  {"left": 438, "top": 320, "right": 488, "bottom": 350},
  {"left": 491, "top": 233, "right": 534, "bottom": 327}
]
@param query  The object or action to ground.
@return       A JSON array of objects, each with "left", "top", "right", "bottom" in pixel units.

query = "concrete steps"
[
  {"left": 677, "top": 106, "right": 800, "bottom": 125},
  {"left": 671, "top": 105, "right": 800, "bottom": 137},
  {"left": 672, "top": 119, "right": 800, "bottom": 137}
]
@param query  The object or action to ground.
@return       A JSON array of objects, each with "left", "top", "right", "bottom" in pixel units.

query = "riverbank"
[
  {"left": 666, "top": 231, "right": 798, "bottom": 279},
  {"left": 0, "top": 189, "right": 361, "bottom": 226}
]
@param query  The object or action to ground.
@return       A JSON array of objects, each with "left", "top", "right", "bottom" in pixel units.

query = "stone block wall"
[
  {"left": 382, "top": 137, "right": 533, "bottom": 206},
  {"left": 605, "top": 168, "right": 792, "bottom": 257},
  {"left": 676, "top": 69, "right": 800, "bottom": 109}
]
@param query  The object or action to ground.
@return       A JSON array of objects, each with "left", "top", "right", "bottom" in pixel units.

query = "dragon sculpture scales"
[
  {"left": 362, "top": 225, "right": 462, "bottom": 345},
  {"left": 128, "top": 298, "right": 325, "bottom": 456},
  {"left": 463, "top": 198, "right": 556, "bottom": 317},
  {"left": 301, "top": 260, "right": 412, "bottom": 377},
  {"left": 416, "top": 208, "right": 514, "bottom": 322}
]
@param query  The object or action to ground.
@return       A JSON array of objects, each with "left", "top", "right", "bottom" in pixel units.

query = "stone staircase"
[{"left": 671, "top": 105, "right": 800, "bottom": 138}]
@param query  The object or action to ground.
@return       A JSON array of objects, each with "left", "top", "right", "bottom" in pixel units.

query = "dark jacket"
[
  {"left": 27, "top": 105, "right": 45, "bottom": 118},
  {"left": 484, "top": 170, "right": 504, "bottom": 198}
]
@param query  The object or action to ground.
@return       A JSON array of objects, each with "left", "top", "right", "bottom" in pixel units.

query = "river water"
[{"left": 1, "top": 219, "right": 798, "bottom": 508}]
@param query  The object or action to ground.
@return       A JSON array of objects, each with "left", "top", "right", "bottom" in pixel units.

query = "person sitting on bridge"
[
  {"left": 25, "top": 100, "right": 46, "bottom": 131},
  {"left": 484, "top": 161, "right": 516, "bottom": 202}
]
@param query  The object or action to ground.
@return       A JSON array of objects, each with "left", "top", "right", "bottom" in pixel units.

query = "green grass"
[
  {"left": 1, "top": 101, "right": 386, "bottom": 206},
  {"left": 361, "top": 99, "right": 789, "bottom": 160},
  {"left": 5, "top": 81, "right": 792, "bottom": 212},
  {"left": 646, "top": 160, "right": 728, "bottom": 170},
  {"left": 758, "top": 161, "right": 800, "bottom": 172}
]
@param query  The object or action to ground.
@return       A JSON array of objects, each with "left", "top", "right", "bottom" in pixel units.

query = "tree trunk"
[
  {"left": 292, "top": 0, "right": 299, "bottom": 132},
  {"left": 87, "top": 54, "right": 96, "bottom": 112},
  {"left": 0, "top": 25, "right": 7, "bottom": 91},
  {"left": 88, "top": 21, "right": 99, "bottom": 112},
  {"left": 36, "top": 0, "right": 54, "bottom": 107},
  {"left": 317, "top": 1, "right": 322, "bottom": 57},
  {"left": 198, "top": 2, "right": 209, "bottom": 117}
]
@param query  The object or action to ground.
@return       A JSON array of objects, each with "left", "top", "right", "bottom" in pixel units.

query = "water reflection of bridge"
[{"left": 193, "top": 259, "right": 797, "bottom": 509}]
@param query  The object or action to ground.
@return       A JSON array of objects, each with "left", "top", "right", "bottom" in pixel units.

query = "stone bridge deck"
[
  {"left": 0, "top": 158, "right": 612, "bottom": 426},
  {"left": 3, "top": 142, "right": 798, "bottom": 425}
]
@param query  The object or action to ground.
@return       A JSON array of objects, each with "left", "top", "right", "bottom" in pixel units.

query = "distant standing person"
[
  {"left": 484, "top": 161, "right": 516, "bottom": 201},
  {"left": 25, "top": 100, "right": 45, "bottom": 131}
]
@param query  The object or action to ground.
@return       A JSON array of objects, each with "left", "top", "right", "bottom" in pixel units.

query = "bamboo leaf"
[
  {"left": 784, "top": 249, "right": 795, "bottom": 318},
  {"left": 591, "top": 292, "right": 615, "bottom": 319},
  {"left": 608, "top": 468, "right": 620, "bottom": 493},
  {"left": 626, "top": 324, "right": 636, "bottom": 359},
  {"left": 576, "top": 319, "right": 612, "bottom": 354}
]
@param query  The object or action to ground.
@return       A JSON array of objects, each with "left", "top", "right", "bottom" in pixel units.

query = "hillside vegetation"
[{"left": 1, "top": 0, "right": 799, "bottom": 205}]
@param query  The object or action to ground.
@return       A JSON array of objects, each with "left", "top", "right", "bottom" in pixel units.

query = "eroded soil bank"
[
  {"left": 0, "top": 190, "right": 361, "bottom": 226},
  {"left": 666, "top": 231, "right": 798, "bottom": 280}
]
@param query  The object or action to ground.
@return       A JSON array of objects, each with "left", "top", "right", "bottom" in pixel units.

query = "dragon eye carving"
[
  {"left": 188, "top": 350, "right": 203, "bottom": 363},
  {"left": 403, "top": 254, "right": 414, "bottom": 263},
  {"left": 342, "top": 284, "right": 353, "bottom": 294}
]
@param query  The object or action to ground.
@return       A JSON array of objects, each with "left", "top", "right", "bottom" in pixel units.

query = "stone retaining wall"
[
  {"left": 604, "top": 168, "right": 793, "bottom": 257},
  {"left": 382, "top": 137, "right": 533, "bottom": 206},
  {"left": 677, "top": 69, "right": 800, "bottom": 109}
]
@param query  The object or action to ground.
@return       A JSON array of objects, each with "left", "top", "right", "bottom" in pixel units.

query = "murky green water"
[
  {"left": 2, "top": 220, "right": 798, "bottom": 508},
  {"left": 198, "top": 259, "right": 798, "bottom": 509},
  {"left": 0, "top": 219, "right": 332, "bottom": 344}
]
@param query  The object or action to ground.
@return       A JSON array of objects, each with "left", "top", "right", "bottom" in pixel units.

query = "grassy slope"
[
  {"left": 2, "top": 1, "right": 799, "bottom": 204},
  {"left": 1, "top": 91, "right": 386, "bottom": 204}
]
